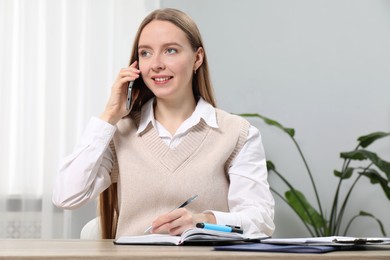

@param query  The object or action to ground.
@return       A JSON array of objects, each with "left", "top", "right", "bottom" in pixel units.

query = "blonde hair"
[{"left": 99, "top": 8, "right": 216, "bottom": 239}]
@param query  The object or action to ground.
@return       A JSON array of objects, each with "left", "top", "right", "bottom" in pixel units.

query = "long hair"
[
  {"left": 99, "top": 8, "right": 216, "bottom": 239},
  {"left": 99, "top": 182, "right": 118, "bottom": 239}
]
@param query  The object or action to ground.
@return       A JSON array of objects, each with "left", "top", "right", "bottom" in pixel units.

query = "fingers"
[
  {"left": 151, "top": 208, "right": 195, "bottom": 236},
  {"left": 116, "top": 62, "right": 141, "bottom": 86},
  {"left": 100, "top": 62, "right": 141, "bottom": 124}
]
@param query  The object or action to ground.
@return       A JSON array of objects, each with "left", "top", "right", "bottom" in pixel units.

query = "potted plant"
[{"left": 241, "top": 113, "right": 390, "bottom": 237}]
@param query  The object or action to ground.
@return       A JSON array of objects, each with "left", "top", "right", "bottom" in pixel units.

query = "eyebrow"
[{"left": 138, "top": 42, "right": 183, "bottom": 50}]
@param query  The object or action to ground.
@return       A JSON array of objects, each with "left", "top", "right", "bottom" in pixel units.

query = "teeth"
[{"left": 154, "top": 77, "right": 170, "bottom": 82}]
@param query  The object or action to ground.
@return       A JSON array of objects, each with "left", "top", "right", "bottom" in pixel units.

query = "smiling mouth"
[{"left": 153, "top": 76, "right": 173, "bottom": 83}]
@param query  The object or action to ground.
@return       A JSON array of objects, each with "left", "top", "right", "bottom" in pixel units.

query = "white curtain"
[{"left": 0, "top": 0, "right": 159, "bottom": 239}]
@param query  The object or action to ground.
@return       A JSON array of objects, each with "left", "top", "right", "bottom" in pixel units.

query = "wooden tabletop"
[{"left": 1, "top": 239, "right": 390, "bottom": 260}]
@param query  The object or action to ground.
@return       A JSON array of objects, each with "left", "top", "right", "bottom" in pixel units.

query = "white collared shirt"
[
  {"left": 53, "top": 98, "right": 275, "bottom": 237},
  {"left": 137, "top": 98, "right": 219, "bottom": 148}
]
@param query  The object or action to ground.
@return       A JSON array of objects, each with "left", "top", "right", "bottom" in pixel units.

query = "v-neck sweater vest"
[{"left": 111, "top": 108, "right": 249, "bottom": 237}]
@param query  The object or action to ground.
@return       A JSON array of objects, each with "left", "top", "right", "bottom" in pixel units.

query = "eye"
[
  {"left": 165, "top": 48, "right": 177, "bottom": 54},
  {"left": 139, "top": 50, "right": 151, "bottom": 58}
]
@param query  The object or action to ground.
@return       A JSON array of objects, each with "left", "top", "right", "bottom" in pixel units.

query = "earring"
[{"left": 194, "top": 69, "right": 197, "bottom": 75}]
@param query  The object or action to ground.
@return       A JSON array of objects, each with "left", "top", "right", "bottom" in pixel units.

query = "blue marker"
[{"left": 196, "top": 223, "right": 243, "bottom": 234}]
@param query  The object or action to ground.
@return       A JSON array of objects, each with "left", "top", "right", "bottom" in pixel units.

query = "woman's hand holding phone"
[{"left": 100, "top": 61, "right": 140, "bottom": 125}]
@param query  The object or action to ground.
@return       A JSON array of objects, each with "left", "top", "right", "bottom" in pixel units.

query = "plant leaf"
[
  {"left": 340, "top": 150, "right": 366, "bottom": 160},
  {"left": 285, "top": 189, "right": 326, "bottom": 228},
  {"left": 266, "top": 160, "right": 276, "bottom": 171},
  {"left": 239, "top": 113, "right": 295, "bottom": 137},
  {"left": 340, "top": 149, "right": 390, "bottom": 178},
  {"left": 334, "top": 167, "right": 354, "bottom": 179},
  {"left": 360, "top": 169, "right": 390, "bottom": 200},
  {"left": 358, "top": 211, "right": 387, "bottom": 236},
  {"left": 358, "top": 132, "right": 390, "bottom": 148}
]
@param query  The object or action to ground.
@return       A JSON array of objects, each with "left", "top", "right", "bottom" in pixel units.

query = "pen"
[
  {"left": 126, "top": 81, "right": 134, "bottom": 111},
  {"left": 333, "top": 238, "right": 384, "bottom": 244},
  {"left": 196, "top": 222, "right": 243, "bottom": 234},
  {"left": 144, "top": 194, "right": 198, "bottom": 234}
]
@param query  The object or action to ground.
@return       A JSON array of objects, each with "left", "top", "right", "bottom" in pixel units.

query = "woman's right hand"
[{"left": 100, "top": 61, "right": 140, "bottom": 125}]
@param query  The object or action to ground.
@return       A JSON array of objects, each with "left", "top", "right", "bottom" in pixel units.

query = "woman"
[{"left": 52, "top": 8, "right": 275, "bottom": 239}]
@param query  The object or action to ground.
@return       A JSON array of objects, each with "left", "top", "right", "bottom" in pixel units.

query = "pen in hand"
[{"left": 144, "top": 194, "right": 198, "bottom": 234}]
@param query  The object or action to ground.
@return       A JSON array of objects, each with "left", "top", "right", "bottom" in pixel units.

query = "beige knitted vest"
[{"left": 111, "top": 108, "right": 249, "bottom": 238}]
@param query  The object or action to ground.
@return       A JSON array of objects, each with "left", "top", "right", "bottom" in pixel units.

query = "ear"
[{"left": 193, "top": 47, "right": 204, "bottom": 71}]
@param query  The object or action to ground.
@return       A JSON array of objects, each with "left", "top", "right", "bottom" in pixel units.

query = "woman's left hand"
[{"left": 150, "top": 208, "right": 216, "bottom": 236}]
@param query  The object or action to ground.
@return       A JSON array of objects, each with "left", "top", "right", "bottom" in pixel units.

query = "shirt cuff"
[{"left": 203, "top": 210, "right": 241, "bottom": 227}]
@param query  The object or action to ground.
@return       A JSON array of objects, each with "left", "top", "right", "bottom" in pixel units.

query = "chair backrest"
[{"left": 80, "top": 217, "right": 101, "bottom": 239}]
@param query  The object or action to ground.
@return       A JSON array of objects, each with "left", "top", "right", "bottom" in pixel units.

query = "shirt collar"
[
  {"left": 136, "top": 97, "right": 218, "bottom": 135},
  {"left": 188, "top": 97, "right": 218, "bottom": 129},
  {"left": 137, "top": 98, "right": 156, "bottom": 134}
]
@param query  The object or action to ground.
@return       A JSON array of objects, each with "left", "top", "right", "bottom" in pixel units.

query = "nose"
[{"left": 151, "top": 53, "right": 165, "bottom": 72}]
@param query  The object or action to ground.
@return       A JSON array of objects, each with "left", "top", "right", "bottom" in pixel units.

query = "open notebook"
[{"left": 114, "top": 228, "right": 263, "bottom": 246}]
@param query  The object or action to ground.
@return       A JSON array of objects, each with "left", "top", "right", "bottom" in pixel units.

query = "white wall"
[{"left": 161, "top": 0, "right": 390, "bottom": 237}]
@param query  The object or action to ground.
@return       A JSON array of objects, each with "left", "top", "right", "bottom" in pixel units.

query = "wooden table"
[{"left": 1, "top": 239, "right": 390, "bottom": 259}]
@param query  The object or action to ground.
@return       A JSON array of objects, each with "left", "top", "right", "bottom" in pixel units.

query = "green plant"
[{"left": 241, "top": 113, "right": 390, "bottom": 237}]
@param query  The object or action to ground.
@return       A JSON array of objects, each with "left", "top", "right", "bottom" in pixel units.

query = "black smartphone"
[{"left": 126, "top": 81, "right": 134, "bottom": 111}]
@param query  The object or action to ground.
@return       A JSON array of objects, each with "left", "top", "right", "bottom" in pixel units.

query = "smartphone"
[{"left": 126, "top": 81, "right": 134, "bottom": 111}]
